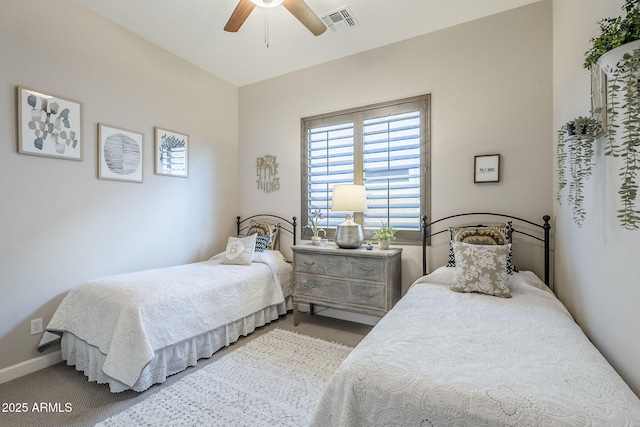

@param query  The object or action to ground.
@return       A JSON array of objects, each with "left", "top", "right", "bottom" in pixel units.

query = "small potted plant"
[
  {"left": 371, "top": 222, "right": 396, "bottom": 250},
  {"left": 556, "top": 116, "right": 602, "bottom": 227},
  {"left": 306, "top": 209, "right": 326, "bottom": 245}
]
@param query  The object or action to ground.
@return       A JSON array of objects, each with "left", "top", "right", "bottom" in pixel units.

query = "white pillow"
[
  {"left": 221, "top": 234, "right": 257, "bottom": 266},
  {"left": 450, "top": 242, "right": 511, "bottom": 298}
]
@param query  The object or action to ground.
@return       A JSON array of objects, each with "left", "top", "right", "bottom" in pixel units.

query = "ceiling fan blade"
[
  {"left": 224, "top": 0, "right": 257, "bottom": 32},
  {"left": 282, "top": 0, "right": 327, "bottom": 36}
]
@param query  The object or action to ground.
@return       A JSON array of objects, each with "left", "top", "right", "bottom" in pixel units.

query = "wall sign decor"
[
  {"left": 256, "top": 154, "right": 280, "bottom": 193},
  {"left": 17, "top": 86, "right": 83, "bottom": 160},
  {"left": 474, "top": 154, "right": 500, "bottom": 183},
  {"left": 98, "top": 124, "right": 143, "bottom": 183},
  {"left": 155, "top": 127, "right": 188, "bottom": 178}
]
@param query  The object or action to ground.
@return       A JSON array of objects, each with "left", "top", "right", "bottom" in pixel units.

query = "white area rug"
[{"left": 95, "top": 328, "right": 352, "bottom": 427}]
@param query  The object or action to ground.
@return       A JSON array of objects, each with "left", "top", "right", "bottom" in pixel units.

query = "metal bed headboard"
[
  {"left": 236, "top": 214, "right": 298, "bottom": 247},
  {"left": 421, "top": 213, "right": 551, "bottom": 285}
]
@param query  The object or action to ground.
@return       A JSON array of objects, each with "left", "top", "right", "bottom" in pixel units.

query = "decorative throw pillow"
[
  {"left": 247, "top": 221, "right": 279, "bottom": 250},
  {"left": 450, "top": 242, "right": 511, "bottom": 298},
  {"left": 253, "top": 235, "right": 270, "bottom": 252},
  {"left": 446, "top": 223, "right": 515, "bottom": 274},
  {"left": 221, "top": 234, "right": 257, "bottom": 266}
]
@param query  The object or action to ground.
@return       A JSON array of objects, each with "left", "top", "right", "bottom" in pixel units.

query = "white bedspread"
[
  {"left": 39, "top": 250, "right": 289, "bottom": 388},
  {"left": 311, "top": 267, "right": 640, "bottom": 426}
]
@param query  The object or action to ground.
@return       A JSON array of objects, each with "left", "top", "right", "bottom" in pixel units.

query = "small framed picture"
[
  {"left": 474, "top": 154, "right": 500, "bottom": 183},
  {"left": 155, "top": 127, "right": 188, "bottom": 178},
  {"left": 98, "top": 124, "right": 143, "bottom": 183},
  {"left": 17, "top": 86, "right": 83, "bottom": 160}
]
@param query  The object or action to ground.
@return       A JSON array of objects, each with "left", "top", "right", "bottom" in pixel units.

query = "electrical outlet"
[{"left": 31, "top": 318, "right": 43, "bottom": 335}]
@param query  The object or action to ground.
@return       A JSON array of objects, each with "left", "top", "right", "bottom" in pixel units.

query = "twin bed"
[
  {"left": 310, "top": 213, "right": 640, "bottom": 426},
  {"left": 38, "top": 214, "right": 296, "bottom": 393},
  {"left": 38, "top": 210, "right": 640, "bottom": 425}
]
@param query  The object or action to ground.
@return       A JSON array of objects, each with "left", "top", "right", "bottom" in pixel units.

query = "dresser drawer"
[
  {"left": 292, "top": 245, "right": 402, "bottom": 326},
  {"left": 296, "top": 275, "right": 385, "bottom": 309},
  {"left": 295, "top": 253, "right": 385, "bottom": 281}
]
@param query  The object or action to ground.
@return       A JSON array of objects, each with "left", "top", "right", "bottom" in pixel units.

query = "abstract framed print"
[
  {"left": 98, "top": 124, "right": 143, "bottom": 183},
  {"left": 154, "top": 127, "right": 188, "bottom": 178},
  {"left": 18, "top": 86, "right": 83, "bottom": 160}
]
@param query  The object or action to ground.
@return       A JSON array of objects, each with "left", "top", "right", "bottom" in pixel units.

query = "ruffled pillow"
[
  {"left": 247, "top": 221, "right": 278, "bottom": 250},
  {"left": 450, "top": 242, "right": 511, "bottom": 298},
  {"left": 446, "top": 223, "right": 515, "bottom": 274},
  {"left": 221, "top": 234, "right": 257, "bottom": 266}
]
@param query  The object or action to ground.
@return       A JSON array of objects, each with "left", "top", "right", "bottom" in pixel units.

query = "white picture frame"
[
  {"left": 17, "top": 86, "right": 83, "bottom": 160},
  {"left": 154, "top": 127, "right": 188, "bottom": 178},
  {"left": 98, "top": 124, "right": 143, "bottom": 183}
]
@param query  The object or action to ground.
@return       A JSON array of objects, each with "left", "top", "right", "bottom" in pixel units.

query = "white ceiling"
[{"left": 73, "top": 0, "right": 542, "bottom": 87}]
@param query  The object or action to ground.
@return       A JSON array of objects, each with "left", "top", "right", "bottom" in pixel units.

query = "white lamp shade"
[
  {"left": 331, "top": 184, "right": 367, "bottom": 212},
  {"left": 251, "top": 0, "right": 284, "bottom": 7}
]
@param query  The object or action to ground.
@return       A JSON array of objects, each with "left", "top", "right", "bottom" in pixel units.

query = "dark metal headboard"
[
  {"left": 236, "top": 214, "right": 298, "bottom": 246},
  {"left": 421, "top": 213, "right": 551, "bottom": 285}
]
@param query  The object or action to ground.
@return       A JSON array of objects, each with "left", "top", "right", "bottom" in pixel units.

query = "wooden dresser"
[{"left": 292, "top": 244, "right": 402, "bottom": 326}]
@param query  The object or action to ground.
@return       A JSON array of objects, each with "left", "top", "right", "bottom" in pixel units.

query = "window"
[{"left": 301, "top": 95, "right": 430, "bottom": 243}]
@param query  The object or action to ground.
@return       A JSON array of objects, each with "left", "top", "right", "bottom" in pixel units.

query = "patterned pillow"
[
  {"left": 221, "top": 234, "right": 257, "bottom": 265},
  {"left": 247, "top": 221, "right": 279, "bottom": 250},
  {"left": 446, "top": 223, "right": 515, "bottom": 274},
  {"left": 450, "top": 242, "right": 511, "bottom": 298},
  {"left": 253, "top": 235, "right": 270, "bottom": 252}
]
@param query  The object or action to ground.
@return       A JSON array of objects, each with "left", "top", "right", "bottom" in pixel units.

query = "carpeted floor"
[{"left": 0, "top": 312, "right": 372, "bottom": 427}]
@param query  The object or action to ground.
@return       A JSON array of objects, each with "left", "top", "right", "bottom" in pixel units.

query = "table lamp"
[{"left": 331, "top": 184, "right": 367, "bottom": 249}]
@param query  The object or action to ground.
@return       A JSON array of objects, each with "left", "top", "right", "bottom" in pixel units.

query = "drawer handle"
[
  {"left": 359, "top": 266, "right": 375, "bottom": 272},
  {"left": 360, "top": 292, "right": 374, "bottom": 298},
  {"left": 303, "top": 261, "right": 316, "bottom": 266}
]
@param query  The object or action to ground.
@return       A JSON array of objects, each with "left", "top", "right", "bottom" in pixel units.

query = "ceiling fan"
[{"left": 224, "top": 0, "right": 327, "bottom": 36}]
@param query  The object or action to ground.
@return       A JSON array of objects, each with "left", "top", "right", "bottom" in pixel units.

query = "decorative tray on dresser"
[{"left": 291, "top": 244, "right": 402, "bottom": 326}]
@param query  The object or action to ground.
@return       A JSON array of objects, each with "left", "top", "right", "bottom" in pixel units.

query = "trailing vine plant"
[
  {"left": 570, "top": 0, "right": 640, "bottom": 230},
  {"left": 556, "top": 117, "right": 602, "bottom": 227},
  {"left": 607, "top": 48, "right": 640, "bottom": 229}
]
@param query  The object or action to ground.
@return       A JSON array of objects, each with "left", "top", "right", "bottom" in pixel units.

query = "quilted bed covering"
[
  {"left": 311, "top": 267, "right": 640, "bottom": 426},
  {"left": 39, "top": 250, "right": 290, "bottom": 388}
]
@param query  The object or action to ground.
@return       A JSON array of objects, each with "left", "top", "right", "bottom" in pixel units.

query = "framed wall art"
[
  {"left": 17, "top": 86, "right": 83, "bottom": 160},
  {"left": 474, "top": 154, "right": 500, "bottom": 183},
  {"left": 98, "top": 124, "right": 143, "bottom": 183},
  {"left": 155, "top": 127, "right": 188, "bottom": 178}
]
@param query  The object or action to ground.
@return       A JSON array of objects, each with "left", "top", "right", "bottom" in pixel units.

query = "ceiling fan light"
[{"left": 251, "top": 0, "right": 284, "bottom": 8}]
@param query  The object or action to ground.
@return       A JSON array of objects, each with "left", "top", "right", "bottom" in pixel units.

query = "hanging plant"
[
  {"left": 605, "top": 48, "right": 640, "bottom": 229},
  {"left": 556, "top": 117, "right": 602, "bottom": 227},
  {"left": 573, "top": 0, "right": 640, "bottom": 230},
  {"left": 584, "top": 0, "right": 640, "bottom": 70}
]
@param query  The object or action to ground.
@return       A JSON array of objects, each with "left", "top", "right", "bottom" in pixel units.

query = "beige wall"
[
  {"left": 9, "top": 0, "right": 637, "bottom": 400},
  {"left": 553, "top": 0, "right": 640, "bottom": 395},
  {"left": 0, "top": 0, "right": 238, "bottom": 372},
  {"left": 239, "top": 2, "right": 553, "bottom": 292}
]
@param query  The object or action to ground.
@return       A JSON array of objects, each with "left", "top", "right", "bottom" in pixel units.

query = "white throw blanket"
[
  {"left": 311, "top": 267, "right": 640, "bottom": 426},
  {"left": 39, "top": 250, "right": 288, "bottom": 388}
]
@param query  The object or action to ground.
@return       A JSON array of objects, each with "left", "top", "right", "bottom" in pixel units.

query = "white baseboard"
[{"left": 0, "top": 351, "right": 62, "bottom": 385}]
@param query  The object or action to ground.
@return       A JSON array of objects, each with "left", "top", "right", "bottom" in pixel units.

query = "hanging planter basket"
[{"left": 597, "top": 39, "right": 640, "bottom": 78}]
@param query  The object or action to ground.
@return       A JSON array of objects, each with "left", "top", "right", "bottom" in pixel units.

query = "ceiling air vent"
[{"left": 321, "top": 6, "right": 359, "bottom": 33}]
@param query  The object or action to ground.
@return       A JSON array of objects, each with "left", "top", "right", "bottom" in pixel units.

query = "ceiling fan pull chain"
[{"left": 264, "top": 6, "right": 270, "bottom": 48}]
